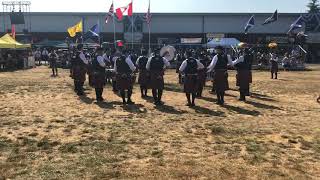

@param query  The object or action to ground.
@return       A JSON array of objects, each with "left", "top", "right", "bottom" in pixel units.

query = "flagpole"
[
  {"left": 148, "top": 0, "right": 151, "bottom": 54},
  {"left": 112, "top": 0, "right": 116, "bottom": 49},
  {"left": 131, "top": 0, "right": 134, "bottom": 50}
]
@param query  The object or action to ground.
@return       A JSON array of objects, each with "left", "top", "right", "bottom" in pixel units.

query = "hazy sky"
[{"left": 27, "top": 0, "right": 309, "bottom": 13}]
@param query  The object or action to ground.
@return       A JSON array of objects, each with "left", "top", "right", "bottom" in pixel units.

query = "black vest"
[
  {"left": 214, "top": 55, "right": 228, "bottom": 70},
  {"left": 138, "top": 56, "right": 148, "bottom": 71},
  {"left": 150, "top": 56, "right": 164, "bottom": 71},
  {"left": 116, "top": 55, "right": 131, "bottom": 74},
  {"left": 92, "top": 56, "right": 105, "bottom": 73},
  {"left": 184, "top": 58, "right": 198, "bottom": 74},
  {"left": 236, "top": 53, "right": 253, "bottom": 70},
  {"left": 72, "top": 51, "right": 86, "bottom": 67}
]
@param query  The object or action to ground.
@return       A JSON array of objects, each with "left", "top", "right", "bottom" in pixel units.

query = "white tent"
[{"left": 207, "top": 38, "right": 240, "bottom": 48}]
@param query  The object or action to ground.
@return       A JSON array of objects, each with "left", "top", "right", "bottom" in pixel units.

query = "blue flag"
[
  {"left": 288, "top": 16, "right": 303, "bottom": 34},
  {"left": 245, "top": 15, "right": 255, "bottom": 34},
  {"left": 83, "top": 24, "right": 100, "bottom": 39},
  {"left": 262, "top": 10, "right": 278, "bottom": 25}
]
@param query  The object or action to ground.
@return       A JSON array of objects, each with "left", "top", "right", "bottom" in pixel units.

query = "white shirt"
[
  {"left": 207, "top": 55, "right": 244, "bottom": 72},
  {"left": 103, "top": 54, "right": 110, "bottom": 63},
  {"left": 42, "top": 50, "right": 48, "bottom": 56},
  {"left": 96, "top": 56, "right": 106, "bottom": 68},
  {"left": 79, "top": 52, "right": 89, "bottom": 65},
  {"left": 270, "top": 53, "right": 278, "bottom": 62},
  {"left": 34, "top": 51, "right": 41, "bottom": 57},
  {"left": 146, "top": 56, "right": 171, "bottom": 70},
  {"left": 114, "top": 56, "right": 136, "bottom": 73},
  {"left": 179, "top": 59, "right": 205, "bottom": 72}
]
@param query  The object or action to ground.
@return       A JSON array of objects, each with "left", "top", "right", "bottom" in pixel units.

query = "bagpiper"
[
  {"left": 114, "top": 50, "right": 136, "bottom": 105},
  {"left": 146, "top": 48, "right": 171, "bottom": 106},
  {"left": 71, "top": 44, "right": 88, "bottom": 96},
  {"left": 91, "top": 47, "right": 108, "bottom": 102},
  {"left": 179, "top": 50, "right": 204, "bottom": 107},
  {"left": 136, "top": 49, "right": 150, "bottom": 98}
]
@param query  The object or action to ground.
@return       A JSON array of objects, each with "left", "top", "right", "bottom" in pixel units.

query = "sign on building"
[{"left": 180, "top": 38, "right": 202, "bottom": 44}]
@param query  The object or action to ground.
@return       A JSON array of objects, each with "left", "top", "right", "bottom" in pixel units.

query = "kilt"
[
  {"left": 197, "top": 69, "right": 206, "bottom": 88},
  {"left": 236, "top": 70, "right": 252, "bottom": 90},
  {"left": 271, "top": 63, "right": 278, "bottom": 73},
  {"left": 149, "top": 71, "right": 164, "bottom": 90},
  {"left": 213, "top": 70, "right": 229, "bottom": 93},
  {"left": 184, "top": 74, "right": 198, "bottom": 93},
  {"left": 91, "top": 72, "right": 106, "bottom": 88},
  {"left": 138, "top": 70, "right": 150, "bottom": 88},
  {"left": 72, "top": 65, "right": 86, "bottom": 82},
  {"left": 116, "top": 73, "right": 135, "bottom": 90}
]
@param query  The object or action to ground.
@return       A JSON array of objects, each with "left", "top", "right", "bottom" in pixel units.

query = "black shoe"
[
  {"left": 191, "top": 103, "right": 195, "bottom": 107},
  {"left": 97, "top": 97, "right": 104, "bottom": 102},
  {"left": 186, "top": 103, "right": 191, "bottom": 107}
]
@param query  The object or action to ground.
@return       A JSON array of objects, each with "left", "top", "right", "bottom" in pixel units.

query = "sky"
[{"left": 27, "top": 0, "right": 310, "bottom": 13}]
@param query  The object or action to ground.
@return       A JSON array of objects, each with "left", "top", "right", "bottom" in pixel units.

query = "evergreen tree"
[{"left": 307, "top": 0, "right": 320, "bottom": 13}]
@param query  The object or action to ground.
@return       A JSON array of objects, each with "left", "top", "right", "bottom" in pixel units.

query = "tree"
[{"left": 307, "top": 0, "right": 320, "bottom": 13}]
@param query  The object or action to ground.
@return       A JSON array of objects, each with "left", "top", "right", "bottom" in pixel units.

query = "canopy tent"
[
  {"left": 207, "top": 38, "right": 240, "bottom": 48},
  {"left": 0, "top": 34, "right": 31, "bottom": 49}
]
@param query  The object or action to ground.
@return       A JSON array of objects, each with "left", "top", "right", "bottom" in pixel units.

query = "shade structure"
[{"left": 0, "top": 34, "right": 31, "bottom": 49}]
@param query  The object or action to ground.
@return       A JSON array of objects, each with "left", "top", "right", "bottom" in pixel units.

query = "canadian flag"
[{"left": 116, "top": 2, "right": 132, "bottom": 21}]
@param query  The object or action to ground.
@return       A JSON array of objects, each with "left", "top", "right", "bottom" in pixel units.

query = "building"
[{"left": 1, "top": 12, "right": 319, "bottom": 62}]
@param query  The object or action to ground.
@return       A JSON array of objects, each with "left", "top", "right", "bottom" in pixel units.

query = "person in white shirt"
[
  {"left": 114, "top": 50, "right": 136, "bottom": 105},
  {"left": 269, "top": 52, "right": 279, "bottom": 79},
  {"left": 48, "top": 49, "right": 59, "bottom": 77},
  {"left": 146, "top": 48, "right": 171, "bottom": 106},
  {"left": 91, "top": 47, "right": 108, "bottom": 102},
  {"left": 71, "top": 44, "right": 89, "bottom": 96},
  {"left": 34, "top": 49, "right": 42, "bottom": 65},
  {"left": 136, "top": 49, "right": 150, "bottom": 98},
  {"left": 42, "top": 48, "right": 49, "bottom": 65},
  {"left": 179, "top": 50, "right": 204, "bottom": 107},
  {"left": 207, "top": 46, "right": 241, "bottom": 105}
]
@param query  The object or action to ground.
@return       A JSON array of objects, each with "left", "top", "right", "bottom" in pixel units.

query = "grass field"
[{"left": 0, "top": 65, "right": 320, "bottom": 179}]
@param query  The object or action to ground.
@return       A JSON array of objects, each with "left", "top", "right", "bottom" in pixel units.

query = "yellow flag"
[{"left": 67, "top": 21, "right": 83, "bottom": 37}]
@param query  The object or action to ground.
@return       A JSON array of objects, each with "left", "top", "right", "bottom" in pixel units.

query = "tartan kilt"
[
  {"left": 236, "top": 70, "right": 252, "bottom": 88},
  {"left": 72, "top": 66, "right": 86, "bottom": 82},
  {"left": 213, "top": 70, "right": 229, "bottom": 93},
  {"left": 271, "top": 64, "right": 278, "bottom": 73},
  {"left": 138, "top": 70, "right": 150, "bottom": 87},
  {"left": 184, "top": 74, "right": 198, "bottom": 93},
  {"left": 91, "top": 72, "right": 106, "bottom": 88},
  {"left": 116, "top": 74, "right": 135, "bottom": 90},
  {"left": 149, "top": 71, "right": 164, "bottom": 90},
  {"left": 197, "top": 69, "right": 206, "bottom": 88}
]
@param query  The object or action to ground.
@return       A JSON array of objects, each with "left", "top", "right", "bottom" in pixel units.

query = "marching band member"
[
  {"left": 234, "top": 45, "right": 253, "bottom": 101},
  {"left": 136, "top": 49, "right": 150, "bottom": 98},
  {"left": 34, "top": 48, "right": 42, "bottom": 66},
  {"left": 146, "top": 48, "right": 171, "bottom": 106},
  {"left": 91, "top": 47, "right": 108, "bottom": 102},
  {"left": 175, "top": 51, "right": 184, "bottom": 84},
  {"left": 270, "top": 52, "right": 279, "bottom": 79},
  {"left": 42, "top": 48, "right": 49, "bottom": 65},
  {"left": 179, "top": 50, "right": 204, "bottom": 107},
  {"left": 197, "top": 53, "right": 209, "bottom": 97},
  {"left": 207, "top": 46, "right": 235, "bottom": 105},
  {"left": 71, "top": 44, "right": 88, "bottom": 96},
  {"left": 48, "top": 49, "right": 59, "bottom": 77},
  {"left": 111, "top": 51, "right": 121, "bottom": 92},
  {"left": 114, "top": 50, "right": 136, "bottom": 105}
]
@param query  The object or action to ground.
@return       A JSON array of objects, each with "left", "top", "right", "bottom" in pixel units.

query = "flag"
[
  {"left": 68, "top": 20, "right": 83, "bottom": 37},
  {"left": 288, "top": 16, "right": 303, "bottom": 34},
  {"left": 83, "top": 24, "right": 99, "bottom": 39},
  {"left": 245, "top": 15, "right": 255, "bottom": 34},
  {"left": 145, "top": 0, "right": 151, "bottom": 26},
  {"left": 105, "top": 3, "right": 114, "bottom": 24},
  {"left": 115, "top": 2, "right": 133, "bottom": 21},
  {"left": 262, "top": 10, "right": 278, "bottom": 25},
  {"left": 11, "top": 24, "right": 16, "bottom": 39}
]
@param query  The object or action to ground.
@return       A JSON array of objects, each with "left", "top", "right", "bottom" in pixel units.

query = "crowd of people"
[{"left": 67, "top": 44, "right": 256, "bottom": 106}]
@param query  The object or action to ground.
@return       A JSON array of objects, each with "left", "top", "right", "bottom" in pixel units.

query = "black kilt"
[
  {"left": 236, "top": 70, "right": 251, "bottom": 96},
  {"left": 138, "top": 70, "right": 150, "bottom": 88},
  {"left": 213, "top": 70, "right": 228, "bottom": 93},
  {"left": 91, "top": 72, "right": 106, "bottom": 88},
  {"left": 116, "top": 74, "right": 135, "bottom": 90},
  {"left": 271, "top": 63, "right": 278, "bottom": 73},
  {"left": 184, "top": 74, "right": 198, "bottom": 93},
  {"left": 72, "top": 66, "right": 86, "bottom": 82},
  {"left": 149, "top": 71, "right": 164, "bottom": 90}
]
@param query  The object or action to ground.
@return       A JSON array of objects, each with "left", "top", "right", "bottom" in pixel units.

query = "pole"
[
  {"left": 131, "top": 0, "right": 134, "bottom": 50},
  {"left": 112, "top": 0, "right": 116, "bottom": 48},
  {"left": 148, "top": 0, "right": 151, "bottom": 55}
]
